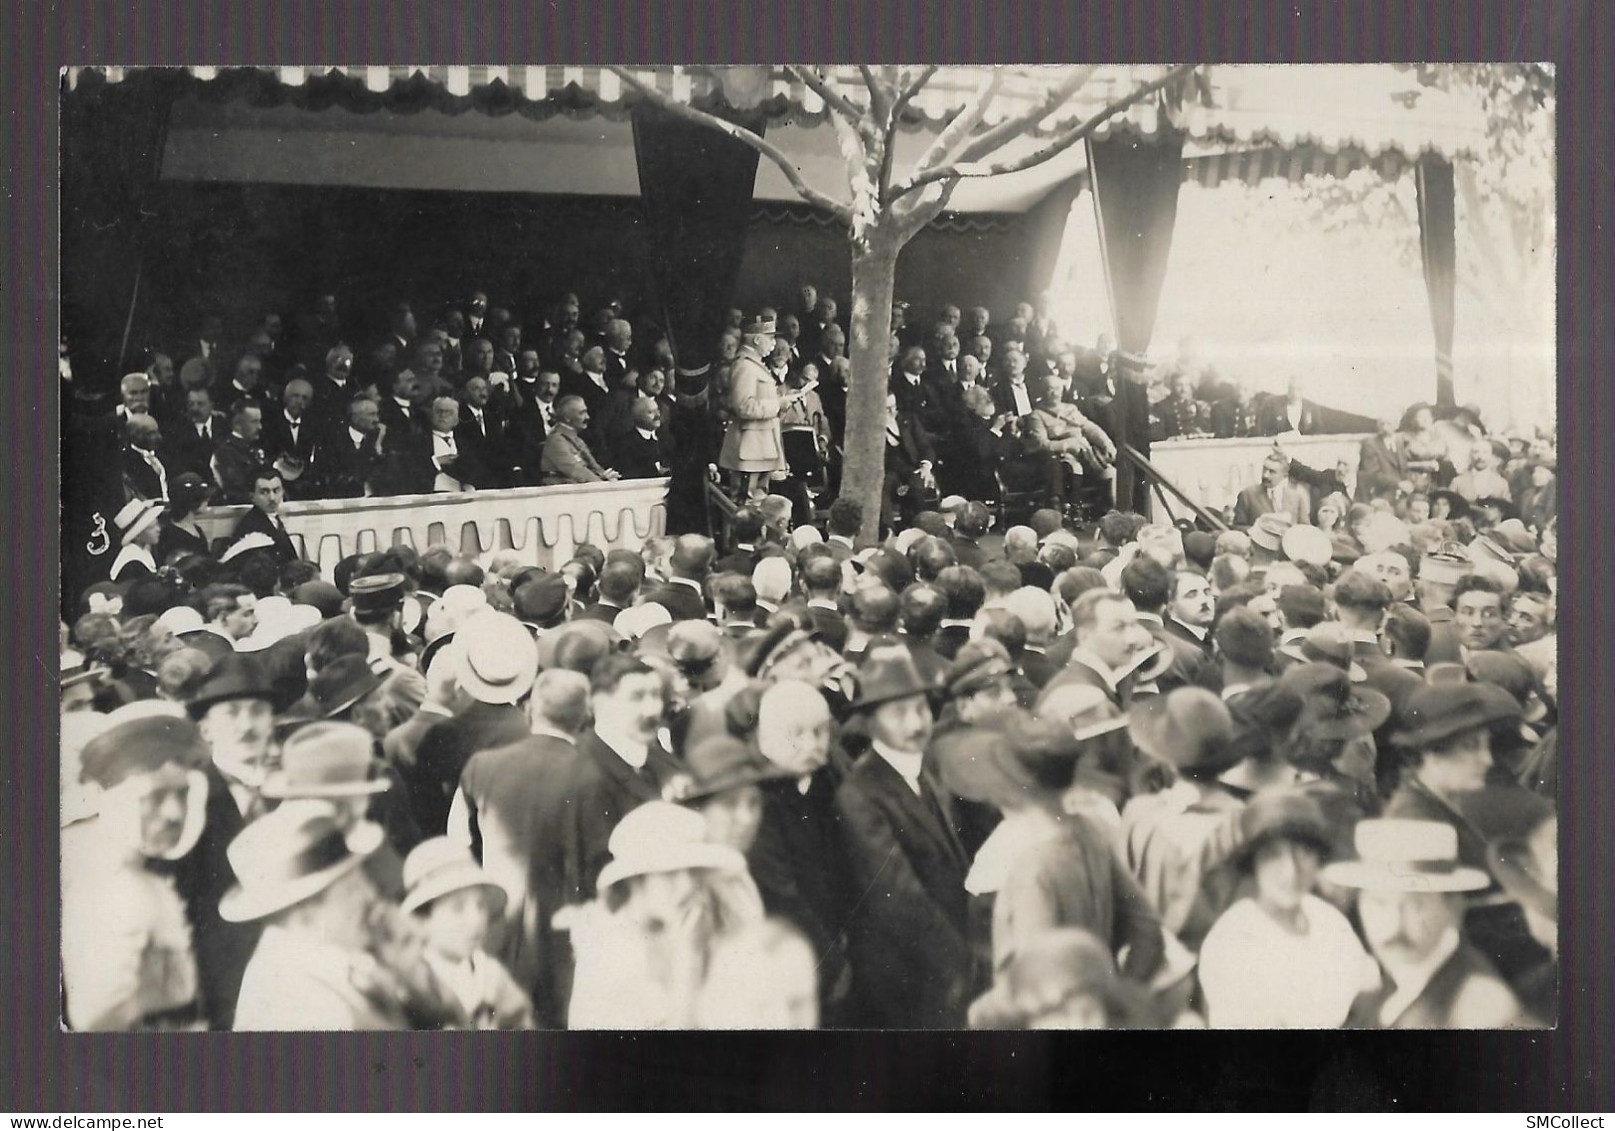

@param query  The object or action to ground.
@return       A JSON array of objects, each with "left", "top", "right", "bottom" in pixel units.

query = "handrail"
[{"left": 1122, "top": 443, "right": 1229, "bottom": 532}]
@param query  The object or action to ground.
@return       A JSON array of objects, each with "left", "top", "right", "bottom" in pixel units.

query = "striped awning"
[{"left": 63, "top": 64, "right": 1487, "bottom": 162}]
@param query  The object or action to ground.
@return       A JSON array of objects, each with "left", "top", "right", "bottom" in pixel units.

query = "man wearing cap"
[
  {"left": 227, "top": 802, "right": 409, "bottom": 1030},
  {"left": 719, "top": 315, "right": 786, "bottom": 500},
  {"left": 108, "top": 498, "right": 165, "bottom": 581},
  {"left": 1328, "top": 819, "right": 1523, "bottom": 1029},
  {"left": 348, "top": 572, "right": 428, "bottom": 732},
  {"left": 835, "top": 647, "right": 976, "bottom": 1027},
  {"left": 1232, "top": 452, "right": 1312, "bottom": 529},
  {"left": 225, "top": 466, "right": 299, "bottom": 568}
]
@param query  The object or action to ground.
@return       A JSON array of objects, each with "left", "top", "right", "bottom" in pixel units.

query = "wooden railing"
[{"left": 195, "top": 477, "right": 670, "bottom": 579}]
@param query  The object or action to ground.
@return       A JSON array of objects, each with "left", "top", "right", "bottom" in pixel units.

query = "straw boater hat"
[
  {"left": 218, "top": 800, "right": 385, "bottom": 922},
  {"left": 1281, "top": 524, "right": 1333, "bottom": 568},
  {"left": 1420, "top": 541, "right": 1475, "bottom": 589},
  {"left": 455, "top": 609, "right": 540, "bottom": 705},
  {"left": 1320, "top": 818, "right": 1490, "bottom": 893},
  {"left": 261, "top": 720, "right": 392, "bottom": 799},
  {"left": 113, "top": 498, "right": 164, "bottom": 546},
  {"left": 400, "top": 836, "right": 509, "bottom": 917},
  {"left": 594, "top": 801, "right": 747, "bottom": 892}
]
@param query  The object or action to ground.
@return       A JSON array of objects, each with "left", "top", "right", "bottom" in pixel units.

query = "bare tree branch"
[
  {"left": 610, "top": 66, "right": 853, "bottom": 224},
  {"left": 890, "top": 65, "right": 939, "bottom": 122},
  {"left": 783, "top": 65, "right": 869, "bottom": 126},
  {"left": 893, "top": 174, "right": 962, "bottom": 242},
  {"left": 859, "top": 65, "right": 894, "bottom": 121},
  {"left": 910, "top": 70, "right": 1002, "bottom": 178},
  {"left": 892, "top": 64, "right": 1196, "bottom": 200},
  {"left": 949, "top": 65, "right": 1098, "bottom": 164}
]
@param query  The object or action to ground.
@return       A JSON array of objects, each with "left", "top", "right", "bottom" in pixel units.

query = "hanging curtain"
[
  {"left": 1086, "top": 130, "right": 1186, "bottom": 513},
  {"left": 631, "top": 101, "right": 767, "bottom": 533},
  {"left": 1416, "top": 153, "right": 1458, "bottom": 409}
]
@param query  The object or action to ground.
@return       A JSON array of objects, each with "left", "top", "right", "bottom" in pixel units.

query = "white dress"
[{"left": 1197, "top": 895, "right": 1379, "bottom": 1029}]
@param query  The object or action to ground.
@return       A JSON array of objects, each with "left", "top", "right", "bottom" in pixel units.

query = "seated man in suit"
[
  {"left": 539, "top": 395, "right": 619, "bottom": 486},
  {"left": 120, "top": 413, "right": 169, "bottom": 503},
  {"left": 422, "top": 396, "right": 493, "bottom": 492},
  {"left": 880, "top": 391, "right": 939, "bottom": 531},
  {"left": 319, "top": 395, "right": 391, "bottom": 499},
  {"left": 168, "top": 387, "right": 227, "bottom": 480},
  {"left": 260, "top": 377, "right": 321, "bottom": 499},
  {"left": 455, "top": 374, "right": 514, "bottom": 486},
  {"left": 989, "top": 343, "right": 1045, "bottom": 420},
  {"left": 609, "top": 397, "right": 674, "bottom": 481},
  {"left": 1232, "top": 451, "right": 1313, "bottom": 529},
  {"left": 212, "top": 400, "right": 269, "bottom": 505}
]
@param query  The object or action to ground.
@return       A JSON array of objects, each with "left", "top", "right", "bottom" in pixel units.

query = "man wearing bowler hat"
[
  {"left": 169, "top": 653, "right": 279, "bottom": 1028},
  {"left": 1385, "top": 681, "right": 1552, "bottom": 983},
  {"left": 226, "top": 801, "right": 408, "bottom": 1030},
  {"left": 834, "top": 646, "right": 976, "bottom": 1028},
  {"left": 1327, "top": 819, "right": 1523, "bottom": 1029}
]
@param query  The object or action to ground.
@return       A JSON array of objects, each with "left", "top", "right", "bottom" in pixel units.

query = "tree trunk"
[{"left": 844, "top": 232, "right": 901, "bottom": 543}]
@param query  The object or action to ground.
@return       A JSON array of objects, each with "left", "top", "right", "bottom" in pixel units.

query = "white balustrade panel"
[
  {"left": 1149, "top": 434, "right": 1368, "bottom": 514},
  {"left": 195, "top": 478, "right": 669, "bottom": 580}
]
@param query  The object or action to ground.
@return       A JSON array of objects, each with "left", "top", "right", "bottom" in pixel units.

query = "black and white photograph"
[{"left": 57, "top": 60, "right": 1560, "bottom": 1037}]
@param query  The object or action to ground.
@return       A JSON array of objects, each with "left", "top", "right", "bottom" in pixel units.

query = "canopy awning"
[{"left": 65, "top": 63, "right": 1488, "bottom": 161}]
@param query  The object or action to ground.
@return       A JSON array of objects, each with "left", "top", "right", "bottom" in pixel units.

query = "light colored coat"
[
  {"left": 718, "top": 349, "right": 786, "bottom": 473},
  {"left": 540, "top": 423, "right": 609, "bottom": 484}
]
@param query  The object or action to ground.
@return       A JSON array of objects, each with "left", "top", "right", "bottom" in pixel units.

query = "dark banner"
[
  {"left": 1087, "top": 130, "right": 1186, "bottom": 513},
  {"left": 1416, "top": 153, "right": 1458, "bottom": 409}
]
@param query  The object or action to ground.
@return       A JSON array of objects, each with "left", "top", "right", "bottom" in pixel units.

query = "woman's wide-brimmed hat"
[
  {"left": 1277, "top": 662, "right": 1391, "bottom": 739},
  {"left": 401, "top": 836, "right": 509, "bottom": 917},
  {"left": 1127, "top": 688, "right": 1238, "bottom": 776},
  {"left": 113, "top": 498, "right": 164, "bottom": 546},
  {"left": 219, "top": 800, "right": 385, "bottom": 922},
  {"left": 671, "top": 735, "right": 793, "bottom": 805},
  {"left": 1230, "top": 787, "right": 1335, "bottom": 869},
  {"left": 1394, "top": 682, "right": 1522, "bottom": 749}
]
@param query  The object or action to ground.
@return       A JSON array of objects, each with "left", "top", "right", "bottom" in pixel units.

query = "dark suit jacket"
[
  {"left": 211, "top": 434, "right": 267, "bottom": 505},
  {"left": 990, "top": 376, "right": 1047, "bottom": 418},
  {"left": 154, "top": 764, "right": 261, "bottom": 1030},
  {"left": 804, "top": 603, "right": 849, "bottom": 653},
  {"left": 121, "top": 444, "right": 168, "bottom": 502},
  {"left": 647, "top": 579, "right": 708, "bottom": 622},
  {"left": 165, "top": 414, "right": 229, "bottom": 480},
  {"left": 259, "top": 412, "right": 321, "bottom": 490},
  {"left": 884, "top": 412, "right": 936, "bottom": 481},
  {"left": 228, "top": 506, "right": 299, "bottom": 566},
  {"left": 1356, "top": 434, "right": 1406, "bottom": 500},
  {"left": 835, "top": 751, "right": 975, "bottom": 1028},
  {"left": 317, "top": 428, "right": 389, "bottom": 499},
  {"left": 577, "top": 601, "right": 627, "bottom": 625},
  {"left": 611, "top": 427, "right": 674, "bottom": 480},
  {"left": 750, "top": 761, "right": 855, "bottom": 1008},
  {"left": 410, "top": 702, "right": 531, "bottom": 836},
  {"left": 450, "top": 417, "right": 505, "bottom": 488},
  {"left": 1346, "top": 942, "right": 1522, "bottom": 1029},
  {"left": 559, "top": 369, "right": 612, "bottom": 421},
  {"left": 497, "top": 380, "right": 554, "bottom": 484}
]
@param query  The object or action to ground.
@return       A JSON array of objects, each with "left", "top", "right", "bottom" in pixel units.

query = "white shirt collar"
[
  {"left": 870, "top": 739, "right": 925, "bottom": 796},
  {"left": 636, "top": 427, "right": 656, "bottom": 440},
  {"left": 669, "top": 576, "right": 703, "bottom": 593},
  {"left": 348, "top": 426, "right": 367, "bottom": 447},
  {"left": 1177, "top": 620, "right": 1209, "bottom": 641},
  {"left": 530, "top": 723, "right": 576, "bottom": 745}
]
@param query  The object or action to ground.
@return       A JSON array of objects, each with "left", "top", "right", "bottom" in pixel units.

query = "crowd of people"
[{"left": 60, "top": 282, "right": 1559, "bottom": 1032}]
